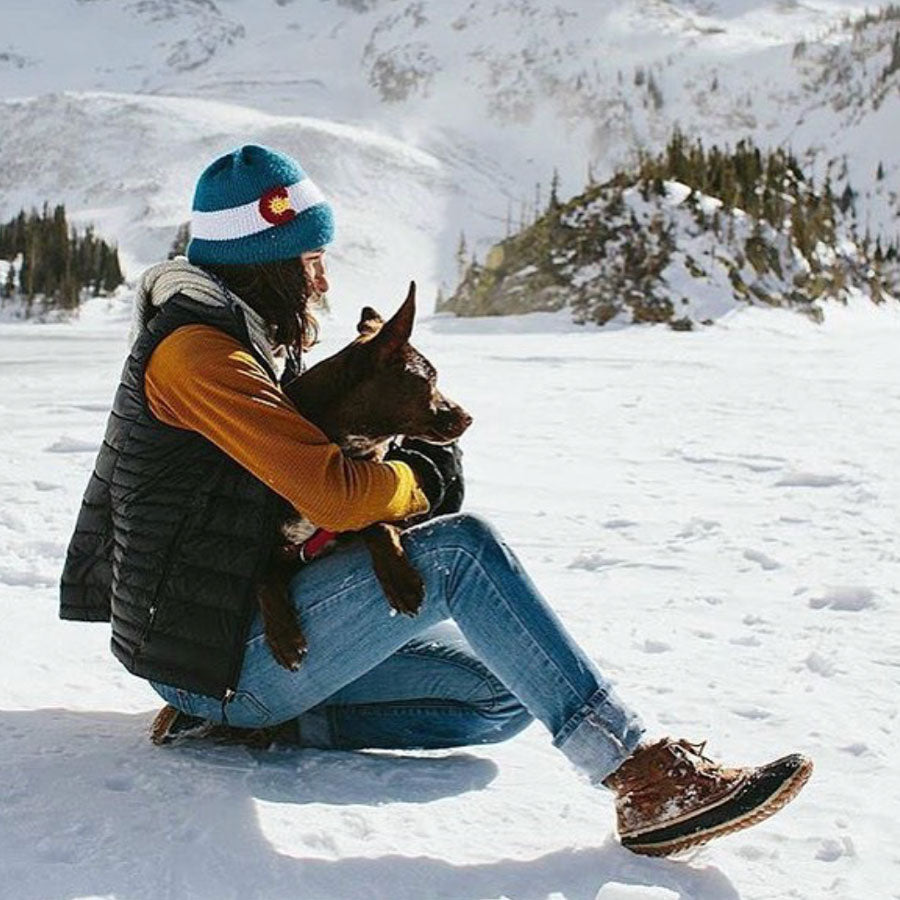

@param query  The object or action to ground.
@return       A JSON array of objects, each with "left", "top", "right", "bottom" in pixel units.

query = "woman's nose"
[{"left": 313, "top": 263, "right": 329, "bottom": 294}]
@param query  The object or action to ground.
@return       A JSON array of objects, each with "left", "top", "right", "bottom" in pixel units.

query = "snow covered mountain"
[
  {"left": 1, "top": 0, "right": 898, "bottom": 310},
  {"left": 0, "top": 90, "right": 453, "bottom": 309}
]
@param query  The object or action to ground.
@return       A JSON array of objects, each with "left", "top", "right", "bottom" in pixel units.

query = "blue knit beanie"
[{"left": 186, "top": 144, "right": 335, "bottom": 266}]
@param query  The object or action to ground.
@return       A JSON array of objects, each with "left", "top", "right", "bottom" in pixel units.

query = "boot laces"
[{"left": 669, "top": 739, "right": 717, "bottom": 776}]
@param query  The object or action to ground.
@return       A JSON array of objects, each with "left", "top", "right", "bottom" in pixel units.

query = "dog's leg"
[
  {"left": 363, "top": 523, "right": 424, "bottom": 617},
  {"left": 258, "top": 563, "right": 308, "bottom": 670}
]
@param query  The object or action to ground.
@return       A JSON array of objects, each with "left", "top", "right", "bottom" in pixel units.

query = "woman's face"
[{"left": 301, "top": 249, "right": 329, "bottom": 300}]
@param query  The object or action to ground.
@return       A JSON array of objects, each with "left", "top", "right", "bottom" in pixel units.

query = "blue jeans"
[{"left": 152, "top": 513, "right": 645, "bottom": 783}]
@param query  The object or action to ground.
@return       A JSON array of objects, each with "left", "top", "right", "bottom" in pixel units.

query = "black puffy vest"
[{"left": 59, "top": 295, "right": 289, "bottom": 699}]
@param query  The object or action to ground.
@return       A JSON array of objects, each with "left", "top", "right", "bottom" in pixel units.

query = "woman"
[{"left": 60, "top": 144, "right": 811, "bottom": 857}]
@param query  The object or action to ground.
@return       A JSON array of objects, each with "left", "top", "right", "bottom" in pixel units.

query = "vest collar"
[{"left": 131, "top": 257, "right": 283, "bottom": 377}]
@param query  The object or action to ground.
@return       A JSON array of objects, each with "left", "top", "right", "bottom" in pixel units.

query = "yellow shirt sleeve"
[{"left": 144, "top": 323, "right": 429, "bottom": 532}]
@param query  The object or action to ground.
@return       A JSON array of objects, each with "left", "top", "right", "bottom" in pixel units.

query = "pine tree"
[
  {"left": 2, "top": 264, "right": 14, "bottom": 299},
  {"left": 168, "top": 222, "right": 191, "bottom": 259},
  {"left": 791, "top": 199, "right": 812, "bottom": 259},
  {"left": 838, "top": 182, "right": 856, "bottom": 214},
  {"left": 102, "top": 244, "right": 124, "bottom": 293},
  {"left": 549, "top": 168, "right": 561, "bottom": 211},
  {"left": 647, "top": 71, "right": 664, "bottom": 111},
  {"left": 455, "top": 231, "right": 468, "bottom": 280},
  {"left": 885, "top": 31, "right": 900, "bottom": 80}
]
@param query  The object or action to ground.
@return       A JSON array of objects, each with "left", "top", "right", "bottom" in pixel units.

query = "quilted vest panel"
[{"left": 60, "top": 295, "right": 283, "bottom": 698}]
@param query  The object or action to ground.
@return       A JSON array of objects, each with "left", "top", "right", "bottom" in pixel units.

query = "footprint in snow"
[
  {"left": 743, "top": 548, "right": 781, "bottom": 571},
  {"left": 775, "top": 471, "right": 852, "bottom": 488},
  {"left": 568, "top": 552, "right": 624, "bottom": 571},
  {"left": 838, "top": 742, "right": 871, "bottom": 757},
  {"left": 815, "top": 837, "right": 855, "bottom": 862},
  {"left": 103, "top": 775, "right": 134, "bottom": 792},
  {"left": 674, "top": 517, "right": 720, "bottom": 541},
  {"left": 45, "top": 436, "right": 100, "bottom": 453},
  {"left": 729, "top": 634, "right": 762, "bottom": 647},
  {"left": 808, "top": 587, "right": 875, "bottom": 611},
  {"left": 640, "top": 639, "right": 672, "bottom": 654},
  {"left": 33, "top": 480, "right": 62, "bottom": 492},
  {"left": 731, "top": 705, "right": 772, "bottom": 721},
  {"left": 804, "top": 651, "right": 837, "bottom": 677}
]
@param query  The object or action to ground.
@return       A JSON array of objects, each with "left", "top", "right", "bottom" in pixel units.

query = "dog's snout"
[{"left": 434, "top": 402, "right": 472, "bottom": 439}]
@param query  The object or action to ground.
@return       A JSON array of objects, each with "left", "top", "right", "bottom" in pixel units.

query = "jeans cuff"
[
  {"left": 552, "top": 687, "right": 645, "bottom": 786},
  {"left": 294, "top": 706, "right": 333, "bottom": 748}
]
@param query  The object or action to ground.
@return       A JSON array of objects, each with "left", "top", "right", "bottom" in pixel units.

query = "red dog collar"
[{"left": 298, "top": 528, "right": 338, "bottom": 563}]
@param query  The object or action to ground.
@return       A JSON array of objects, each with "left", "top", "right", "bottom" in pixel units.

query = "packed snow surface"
[{"left": 1, "top": 292, "right": 898, "bottom": 899}]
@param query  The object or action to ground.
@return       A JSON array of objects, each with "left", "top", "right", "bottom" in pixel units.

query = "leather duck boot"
[
  {"left": 150, "top": 704, "right": 296, "bottom": 749},
  {"left": 603, "top": 737, "right": 813, "bottom": 856}
]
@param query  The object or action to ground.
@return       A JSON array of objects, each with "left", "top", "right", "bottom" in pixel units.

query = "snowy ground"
[{"left": 1, "top": 294, "right": 898, "bottom": 899}]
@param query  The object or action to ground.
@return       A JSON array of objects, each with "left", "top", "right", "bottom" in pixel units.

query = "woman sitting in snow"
[{"left": 59, "top": 144, "right": 811, "bottom": 857}]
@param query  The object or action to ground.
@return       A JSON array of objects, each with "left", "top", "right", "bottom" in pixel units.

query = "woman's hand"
[{"left": 385, "top": 438, "right": 465, "bottom": 520}]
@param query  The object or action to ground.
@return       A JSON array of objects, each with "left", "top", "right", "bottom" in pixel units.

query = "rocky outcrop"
[{"left": 439, "top": 136, "right": 898, "bottom": 328}]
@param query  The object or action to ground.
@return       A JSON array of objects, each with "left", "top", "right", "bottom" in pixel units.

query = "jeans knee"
[
  {"left": 427, "top": 511, "right": 500, "bottom": 552},
  {"left": 473, "top": 694, "right": 534, "bottom": 745},
  {"left": 463, "top": 669, "right": 533, "bottom": 744},
  {"left": 406, "top": 512, "right": 505, "bottom": 569}
]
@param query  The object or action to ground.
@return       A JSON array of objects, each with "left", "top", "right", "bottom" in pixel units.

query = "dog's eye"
[{"left": 404, "top": 357, "right": 435, "bottom": 382}]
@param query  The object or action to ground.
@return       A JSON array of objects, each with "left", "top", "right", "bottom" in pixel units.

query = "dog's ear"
[
  {"left": 357, "top": 306, "right": 384, "bottom": 336},
  {"left": 371, "top": 281, "right": 416, "bottom": 360}
]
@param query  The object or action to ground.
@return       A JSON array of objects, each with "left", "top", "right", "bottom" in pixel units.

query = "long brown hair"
[{"left": 203, "top": 257, "right": 321, "bottom": 354}]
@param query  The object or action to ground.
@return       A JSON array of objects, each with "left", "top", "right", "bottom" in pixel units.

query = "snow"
[{"left": 1, "top": 293, "right": 899, "bottom": 898}]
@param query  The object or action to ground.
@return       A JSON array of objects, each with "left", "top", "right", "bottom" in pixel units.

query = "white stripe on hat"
[{"left": 190, "top": 178, "right": 327, "bottom": 242}]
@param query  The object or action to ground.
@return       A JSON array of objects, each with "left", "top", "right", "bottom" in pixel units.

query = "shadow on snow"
[{"left": 0, "top": 709, "right": 739, "bottom": 900}]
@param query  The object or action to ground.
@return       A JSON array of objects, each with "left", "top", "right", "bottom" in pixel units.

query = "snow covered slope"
[
  {"left": 0, "top": 90, "right": 457, "bottom": 312},
  {"left": 1, "top": 296, "right": 899, "bottom": 898}
]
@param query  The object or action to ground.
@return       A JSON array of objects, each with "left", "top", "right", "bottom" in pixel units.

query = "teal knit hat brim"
[{"left": 187, "top": 203, "right": 334, "bottom": 266}]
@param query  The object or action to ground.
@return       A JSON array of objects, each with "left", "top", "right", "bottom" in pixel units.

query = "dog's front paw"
[
  {"left": 265, "top": 622, "right": 308, "bottom": 671},
  {"left": 380, "top": 563, "right": 425, "bottom": 617}
]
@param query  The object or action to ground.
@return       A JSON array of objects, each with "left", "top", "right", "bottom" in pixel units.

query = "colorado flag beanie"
[{"left": 187, "top": 144, "right": 335, "bottom": 266}]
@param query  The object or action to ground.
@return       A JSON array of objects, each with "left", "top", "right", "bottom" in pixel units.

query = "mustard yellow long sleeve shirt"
[{"left": 144, "top": 324, "right": 429, "bottom": 533}]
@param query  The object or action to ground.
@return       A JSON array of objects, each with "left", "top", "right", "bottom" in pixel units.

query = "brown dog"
[{"left": 257, "top": 281, "right": 472, "bottom": 670}]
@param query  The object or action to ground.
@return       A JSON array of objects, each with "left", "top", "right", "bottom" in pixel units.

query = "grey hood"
[{"left": 129, "top": 257, "right": 282, "bottom": 376}]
